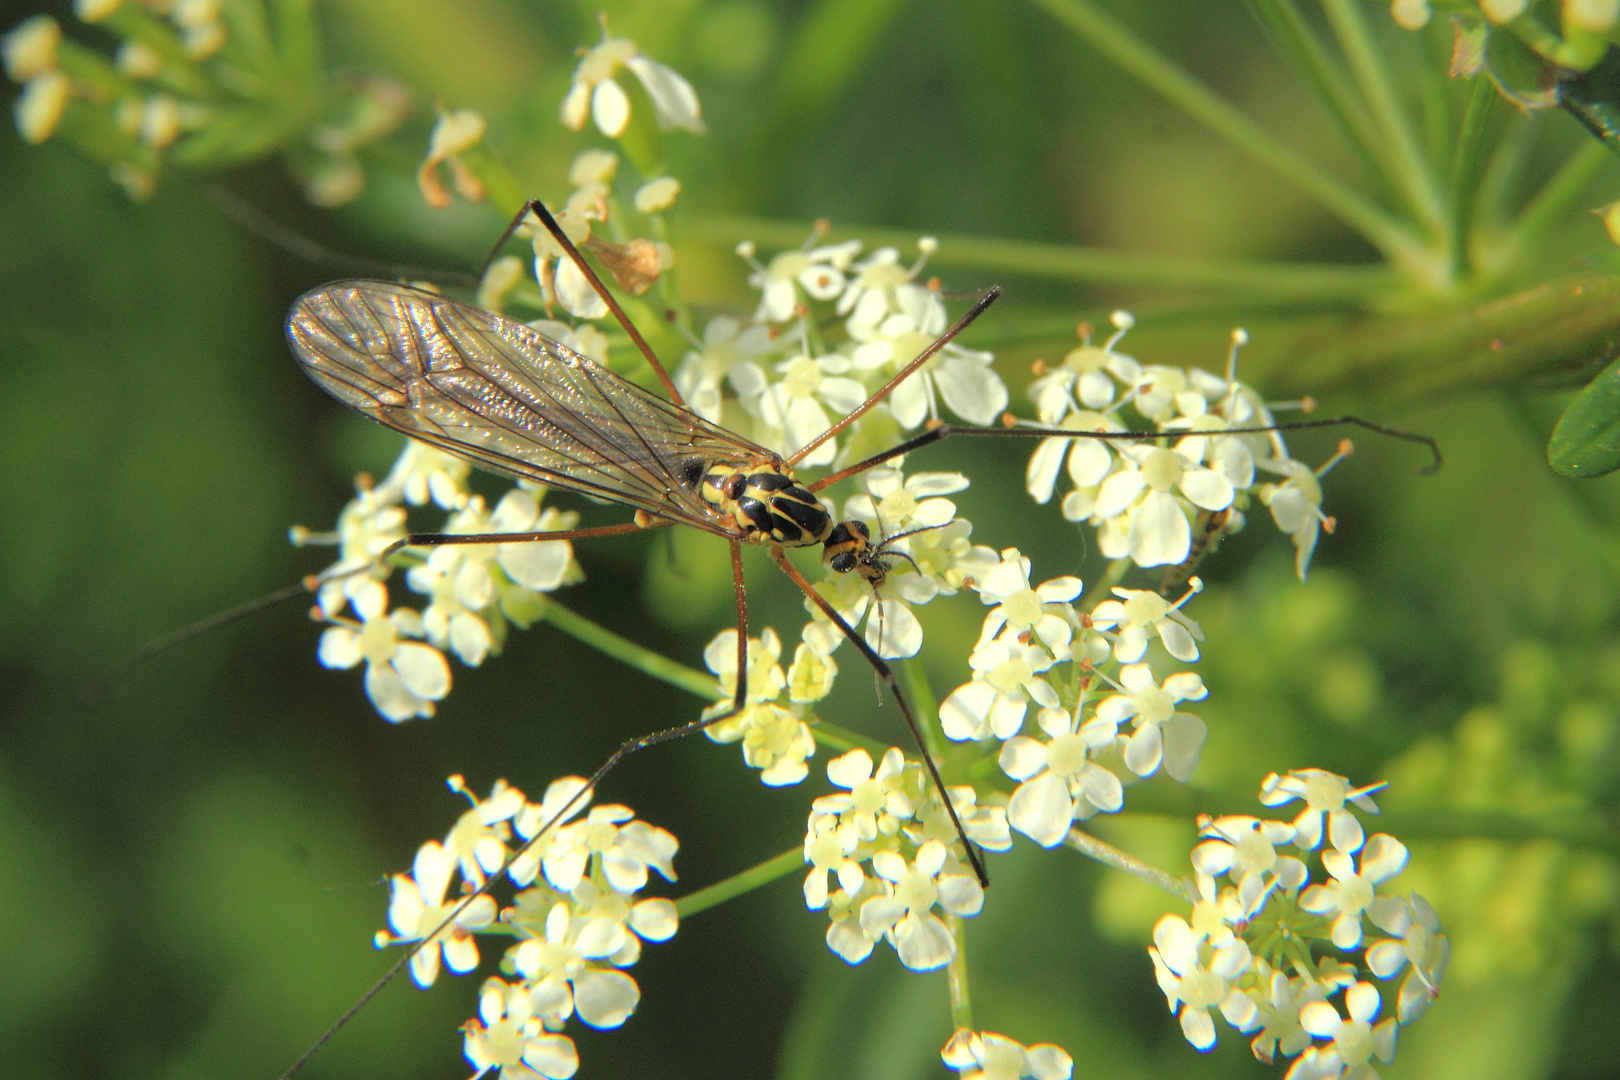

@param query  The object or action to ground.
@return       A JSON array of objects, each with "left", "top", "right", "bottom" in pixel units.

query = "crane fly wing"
[{"left": 286, "top": 280, "right": 763, "bottom": 529}]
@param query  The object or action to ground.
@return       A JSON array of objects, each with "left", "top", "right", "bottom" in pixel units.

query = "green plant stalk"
[
  {"left": 1029, "top": 0, "right": 1421, "bottom": 268},
  {"left": 675, "top": 845, "right": 804, "bottom": 917},
  {"left": 540, "top": 598, "right": 724, "bottom": 700},
  {"left": 1450, "top": 74, "right": 1498, "bottom": 280},
  {"left": 1065, "top": 827, "right": 1196, "bottom": 903},
  {"left": 1321, "top": 0, "right": 1449, "bottom": 238},
  {"left": 681, "top": 216, "right": 1393, "bottom": 301},
  {"left": 1244, "top": 0, "right": 1394, "bottom": 192},
  {"left": 1500, "top": 139, "right": 1611, "bottom": 260},
  {"left": 812, "top": 720, "right": 889, "bottom": 757},
  {"left": 900, "top": 657, "right": 946, "bottom": 765},
  {"left": 946, "top": 915, "right": 974, "bottom": 1034}
]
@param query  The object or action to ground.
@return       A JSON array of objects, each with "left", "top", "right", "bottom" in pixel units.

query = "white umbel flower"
[
  {"left": 463, "top": 977, "right": 580, "bottom": 1080},
  {"left": 1149, "top": 912, "right": 1256, "bottom": 1051},
  {"left": 1088, "top": 583, "right": 1204, "bottom": 663},
  {"left": 1299, "top": 835, "right": 1410, "bottom": 950},
  {"left": 1260, "top": 769, "right": 1383, "bottom": 853},
  {"left": 1093, "top": 445, "right": 1235, "bottom": 568},
  {"left": 1295, "top": 982, "right": 1398, "bottom": 1080},
  {"left": 1365, "top": 892, "right": 1448, "bottom": 1023},
  {"left": 317, "top": 580, "right": 451, "bottom": 722},
  {"left": 560, "top": 26, "right": 704, "bottom": 137},
  {"left": 941, "top": 1029, "right": 1074, "bottom": 1080},
  {"left": 859, "top": 840, "right": 983, "bottom": 971},
  {"left": 1000, "top": 706, "right": 1124, "bottom": 846},
  {"left": 375, "top": 839, "right": 496, "bottom": 987},
  {"left": 1092, "top": 662, "right": 1208, "bottom": 781}
]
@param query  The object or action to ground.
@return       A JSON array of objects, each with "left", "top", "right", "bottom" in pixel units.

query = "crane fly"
[{"left": 278, "top": 199, "right": 1440, "bottom": 1079}]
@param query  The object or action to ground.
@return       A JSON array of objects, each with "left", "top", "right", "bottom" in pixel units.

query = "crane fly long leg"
[
  {"left": 807, "top": 415, "right": 1442, "bottom": 494},
  {"left": 520, "top": 199, "right": 686, "bottom": 407},
  {"left": 770, "top": 548, "right": 990, "bottom": 888},
  {"left": 381, "top": 520, "right": 669, "bottom": 560},
  {"left": 277, "top": 541, "right": 753, "bottom": 1080},
  {"left": 787, "top": 286, "right": 1002, "bottom": 467}
]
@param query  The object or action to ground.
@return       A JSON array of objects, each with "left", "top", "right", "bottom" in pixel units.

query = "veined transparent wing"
[{"left": 287, "top": 280, "right": 766, "bottom": 530}]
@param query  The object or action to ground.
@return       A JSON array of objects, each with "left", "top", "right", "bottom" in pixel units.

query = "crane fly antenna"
[{"left": 809, "top": 415, "right": 1441, "bottom": 494}]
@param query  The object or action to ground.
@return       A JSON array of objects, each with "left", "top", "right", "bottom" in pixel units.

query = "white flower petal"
[
  {"left": 590, "top": 77, "right": 630, "bottom": 138},
  {"left": 574, "top": 968, "right": 640, "bottom": 1029}
]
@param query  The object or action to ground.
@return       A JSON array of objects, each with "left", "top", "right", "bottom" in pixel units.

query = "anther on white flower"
[
  {"left": 1093, "top": 444, "right": 1236, "bottom": 568},
  {"left": 846, "top": 285, "right": 1008, "bottom": 428},
  {"left": 1088, "top": 582, "right": 1205, "bottom": 663},
  {"left": 464, "top": 977, "right": 581, "bottom": 1080},
  {"left": 1296, "top": 982, "right": 1398, "bottom": 1080},
  {"left": 317, "top": 580, "right": 452, "bottom": 722},
  {"left": 1260, "top": 769, "right": 1384, "bottom": 853},
  {"left": 1027, "top": 313, "right": 1139, "bottom": 422},
  {"left": 700, "top": 628, "right": 816, "bottom": 785},
  {"left": 1149, "top": 912, "right": 1256, "bottom": 1051},
  {"left": 1001, "top": 705, "right": 1125, "bottom": 845},
  {"left": 757, "top": 351, "right": 868, "bottom": 466},
  {"left": 1258, "top": 440, "right": 1350, "bottom": 581},
  {"left": 634, "top": 176, "right": 680, "bottom": 213},
  {"left": 673, "top": 314, "right": 775, "bottom": 424},
  {"left": 939, "top": 634, "right": 1063, "bottom": 742},
  {"left": 859, "top": 840, "right": 983, "bottom": 971},
  {"left": 14, "top": 69, "right": 68, "bottom": 143},
  {"left": 375, "top": 839, "right": 496, "bottom": 987},
  {"left": 417, "top": 105, "right": 486, "bottom": 209},
  {"left": 1191, "top": 815, "right": 1307, "bottom": 915},
  {"left": 3, "top": 15, "right": 58, "bottom": 81},
  {"left": 941, "top": 1029, "right": 1075, "bottom": 1080},
  {"left": 1092, "top": 661, "right": 1209, "bottom": 781},
  {"left": 1365, "top": 892, "right": 1448, "bottom": 1023},
  {"left": 739, "top": 230, "right": 861, "bottom": 323},
  {"left": 560, "top": 23, "right": 704, "bottom": 137},
  {"left": 1299, "top": 834, "right": 1411, "bottom": 949}
]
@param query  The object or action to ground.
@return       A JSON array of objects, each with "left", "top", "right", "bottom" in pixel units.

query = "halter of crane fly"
[{"left": 275, "top": 28, "right": 1445, "bottom": 1080}]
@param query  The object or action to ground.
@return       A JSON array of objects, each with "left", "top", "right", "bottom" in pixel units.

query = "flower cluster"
[
  {"left": 295, "top": 441, "right": 582, "bottom": 722},
  {"left": 2, "top": 0, "right": 406, "bottom": 203},
  {"left": 1148, "top": 769, "right": 1448, "bottom": 1077},
  {"left": 1023, "top": 315, "right": 1340, "bottom": 579},
  {"left": 1389, "top": 0, "right": 1618, "bottom": 37},
  {"left": 378, "top": 775, "right": 679, "bottom": 1080},
  {"left": 803, "top": 747, "right": 1009, "bottom": 971}
]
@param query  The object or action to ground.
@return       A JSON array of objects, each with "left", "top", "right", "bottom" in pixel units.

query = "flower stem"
[
  {"left": 946, "top": 914, "right": 974, "bottom": 1033},
  {"left": 1028, "top": 0, "right": 1420, "bottom": 265},
  {"left": 1320, "top": 0, "right": 1448, "bottom": 238},
  {"left": 1065, "top": 826, "right": 1196, "bottom": 903},
  {"left": 1449, "top": 74, "right": 1498, "bottom": 280},
  {"left": 1499, "top": 140, "right": 1611, "bottom": 263},
  {"left": 539, "top": 598, "right": 724, "bottom": 701},
  {"left": 675, "top": 845, "right": 803, "bottom": 918},
  {"left": 811, "top": 720, "right": 890, "bottom": 757},
  {"left": 681, "top": 216, "right": 1393, "bottom": 301}
]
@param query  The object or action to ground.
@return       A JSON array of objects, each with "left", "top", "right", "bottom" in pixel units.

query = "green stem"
[
  {"left": 946, "top": 915, "right": 974, "bottom": 1034},
  {"left": 1499, "top": 140, "right": 1611, "bottom": 262},
  {"left": 1065, "top": 826, "right": 1196, "bottom": 903},
  {"left": 1028, "top": 0, "right": 1421, "bottom": 267},
  {"left": 900, "top": 657, "right": 946, "bottom": 764},
  {"left": 675, "top": 845, "right": 803, "bottom": 918},
  {"left": 540, "top": 599, "right": 724, "bottom": 701},
  {"left": 1450, "top": 74, "right": 1497, "bottom": 281},
  {"left": 1320, "top": 0, "right": 1448, "bottom": 238},
  {"left": 1245, "top": 0, "right": 1392, "bottom": 190},
  {"left": 682, "top": 216, "right": 1393, "bottom": 301}
]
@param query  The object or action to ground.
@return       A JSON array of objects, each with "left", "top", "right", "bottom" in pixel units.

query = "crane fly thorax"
[{"left": 699, "top": 461, "right": 832, "bottom": 546}]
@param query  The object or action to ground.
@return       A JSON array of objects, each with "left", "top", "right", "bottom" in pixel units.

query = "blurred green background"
[{"left": 7, "top": 1, "right": 1620, "bottom": 1078}]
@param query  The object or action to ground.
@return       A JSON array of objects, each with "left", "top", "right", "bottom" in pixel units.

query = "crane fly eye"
[{"left": 829, "top": 551, "right": 857, "bottom": 573}]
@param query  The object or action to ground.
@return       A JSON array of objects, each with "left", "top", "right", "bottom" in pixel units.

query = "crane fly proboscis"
[{"left": 279, "top": 200, "right": 1441, "bottom": 1076}]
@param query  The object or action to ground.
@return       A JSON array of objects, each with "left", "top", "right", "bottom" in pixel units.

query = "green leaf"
[
  {"left": 1485, "top": 22, "right": 1560, "bottom": 110},
  {"left": 1550, "top": 352, "right": 1620, "bottom": 477}
]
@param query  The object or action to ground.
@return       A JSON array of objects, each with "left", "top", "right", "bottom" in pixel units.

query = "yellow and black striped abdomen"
[{"left": 700, "top": 464, "right": 832, "bottom": 547}]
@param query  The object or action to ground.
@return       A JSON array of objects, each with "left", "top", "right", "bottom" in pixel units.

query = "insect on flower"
[{"left": 278, "top": 200, "right": 1440, "bottom": 1076}]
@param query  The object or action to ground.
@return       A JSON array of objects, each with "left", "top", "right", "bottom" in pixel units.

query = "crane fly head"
[
  {"left": 699, "top": 461, "right": 833, "bottom": 547},
  {"left": 821, "top": 520, "right": 944, "bottom": 590}
]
